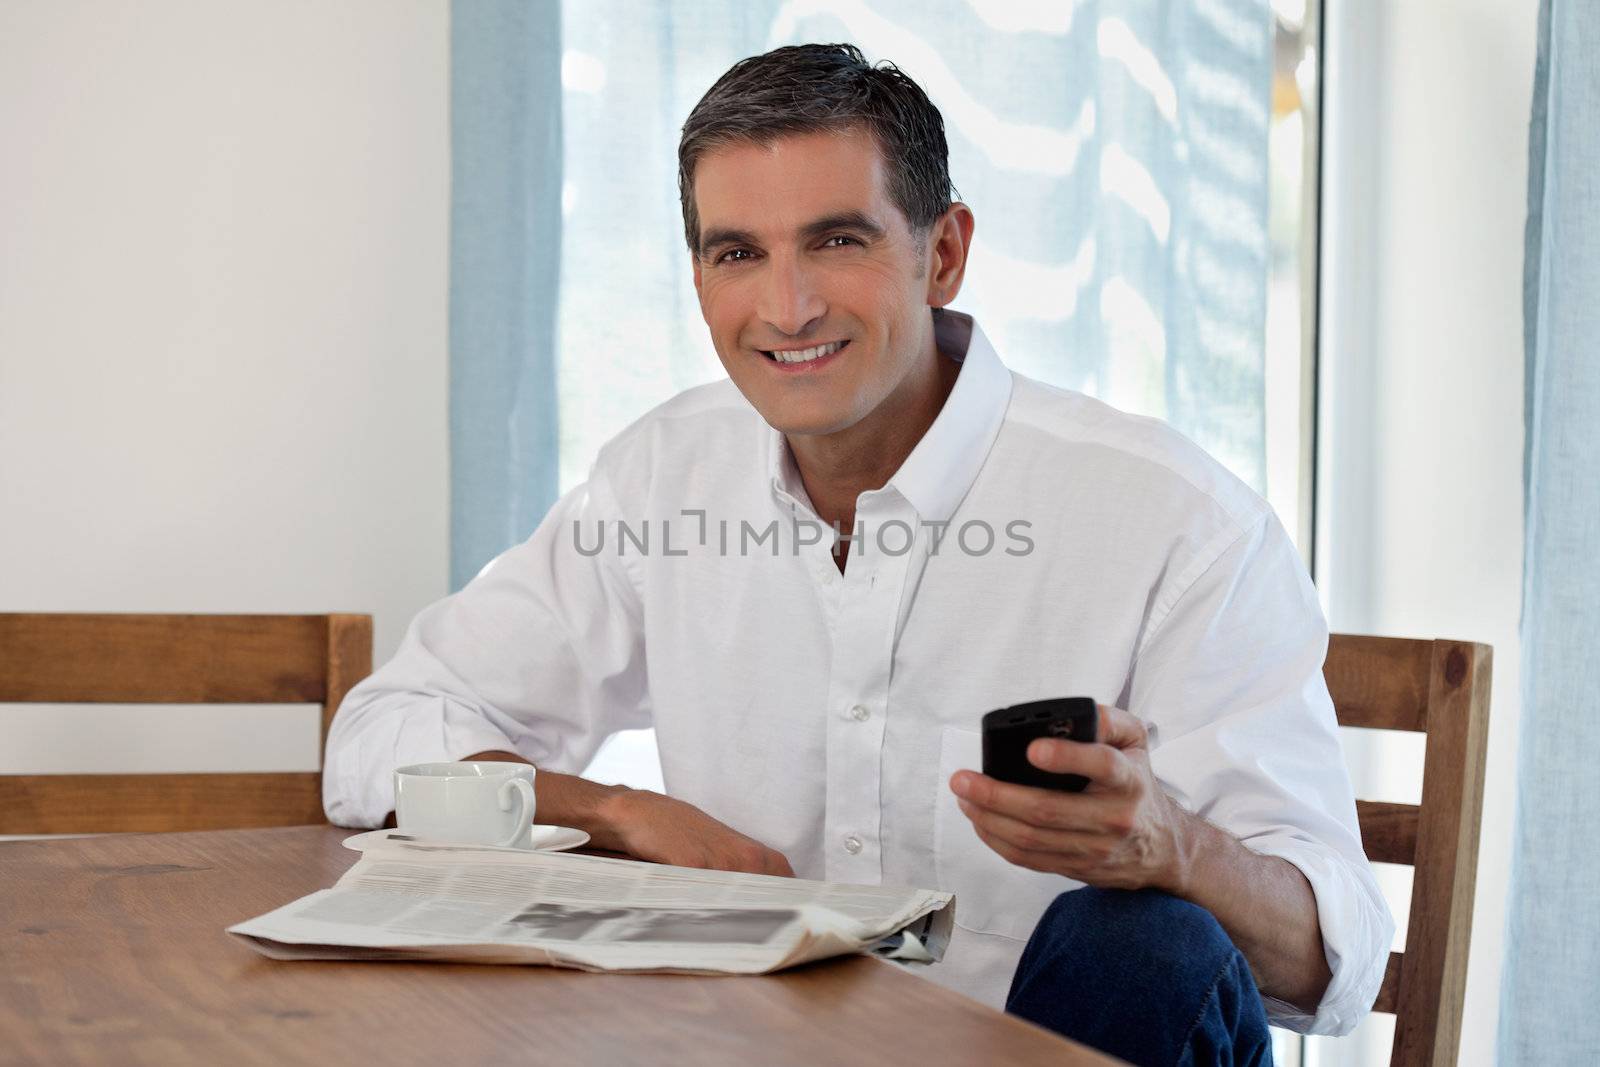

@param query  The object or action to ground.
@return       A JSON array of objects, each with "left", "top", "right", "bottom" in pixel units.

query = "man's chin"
[
  {"left": 757, "top": 408, "right": 860, "bottom": 440},
  {"left": 722, "top": 373, "right": 866, "bottom": 439}
]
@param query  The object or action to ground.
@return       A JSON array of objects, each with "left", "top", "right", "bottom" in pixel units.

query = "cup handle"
[{"left": 495, "top": 776, "right": 536, "bottom": 849}]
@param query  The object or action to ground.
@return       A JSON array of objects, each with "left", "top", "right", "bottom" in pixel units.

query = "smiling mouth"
[{"left": 761, "top": 340, "right": 848, "bottom": 364}]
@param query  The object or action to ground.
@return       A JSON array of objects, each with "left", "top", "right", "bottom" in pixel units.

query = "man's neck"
[{"left": 785, "top": 331, "right": 962, "bottom": 566}]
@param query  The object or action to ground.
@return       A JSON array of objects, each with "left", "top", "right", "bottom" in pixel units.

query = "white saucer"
[{"left": 341, "top": 826, "right": 590, "bottom": 854}]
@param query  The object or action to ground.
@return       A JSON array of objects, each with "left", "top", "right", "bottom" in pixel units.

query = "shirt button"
[
  {"left": 843, "top": 835, "right": 863, "bottom": 855},
  {"left": 849, "top": 704, "right": 870, "bottom": 722}
]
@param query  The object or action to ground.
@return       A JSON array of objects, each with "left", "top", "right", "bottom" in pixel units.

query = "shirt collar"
[{"left": 764, "top": 310, "right": 1013, "bottom": 525}]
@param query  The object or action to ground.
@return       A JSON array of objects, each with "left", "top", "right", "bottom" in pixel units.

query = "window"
[{"left": 561, "top": 10, "right": 1326, "bottom": 969}]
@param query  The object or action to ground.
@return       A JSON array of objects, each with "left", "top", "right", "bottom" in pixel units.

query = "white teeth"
[{"left": 771, "top": 341, "right": 843, "bottom": 364}]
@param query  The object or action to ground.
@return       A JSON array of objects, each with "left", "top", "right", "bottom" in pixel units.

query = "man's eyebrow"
[
  {"left": 697, "top": 212, "right": 888, "bottom": 259},
  {"left": 698, "top": 226, "right": 759, "bottom": 257},
  {"left": 800, "top": 211, "right": 886, "bottom": 241}
]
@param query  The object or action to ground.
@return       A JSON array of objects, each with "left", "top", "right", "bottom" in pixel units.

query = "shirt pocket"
[{"left": 933, "top": 726, "right": 1082, "bottom": 941}]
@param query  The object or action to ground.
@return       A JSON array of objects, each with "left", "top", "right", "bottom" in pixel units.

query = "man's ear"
[{"left": 925, "top": 202, "right": 975, "bottom": 309}]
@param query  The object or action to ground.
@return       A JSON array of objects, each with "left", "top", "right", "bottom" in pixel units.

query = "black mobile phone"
[{"left": 981, "top": 697, "right": 1099, "bottom": 792}]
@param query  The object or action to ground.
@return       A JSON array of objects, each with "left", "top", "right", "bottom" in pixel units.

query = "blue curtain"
[
  {"left": 449, "top": 1, "right": 1274, "bottom": 583},
  {"left": 1499, "top": 0, "right": 1600, "bottom": 1060},
  {"left": 448, "top": 0, "right": 563, "bottom": 590}
]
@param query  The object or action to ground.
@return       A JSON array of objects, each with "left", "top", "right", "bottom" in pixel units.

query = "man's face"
[{"left": 690, "top": 129, "right": 938, "bottom": 438}]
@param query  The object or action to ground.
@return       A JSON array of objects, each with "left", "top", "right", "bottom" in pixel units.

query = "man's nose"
[{"left": 757, "top": 254, "right": 827, "bottom": 338}]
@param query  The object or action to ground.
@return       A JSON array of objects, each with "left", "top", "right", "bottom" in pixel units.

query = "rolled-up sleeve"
[
  {"left": 1134, "top": 509, "right": 1394, "bottom": 1036},
  {"left": 322, "top": 469, "right": 650, "bottom": 828}
]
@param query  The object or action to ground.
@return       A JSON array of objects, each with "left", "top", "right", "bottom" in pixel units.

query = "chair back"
[
  {"left": 1325, "top": 634, "right": 1492, "bottom": 1067},
  {"left": 0, "top": 613, "right": 371, "bottom": 833}
]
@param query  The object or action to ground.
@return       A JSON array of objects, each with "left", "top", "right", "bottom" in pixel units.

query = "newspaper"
[{"left": 228, "top": 832, "right": 954, "bottom": 976}]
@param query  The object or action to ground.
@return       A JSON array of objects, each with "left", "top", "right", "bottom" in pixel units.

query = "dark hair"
[{"left": 677, "top": 43, "right": 954, "bottom": 254}]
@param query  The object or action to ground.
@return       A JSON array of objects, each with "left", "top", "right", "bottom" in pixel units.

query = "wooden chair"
[
  {"left": 1324, "top": 635, "right": 1492, "bottom": 1067},
  {"left": 0, "top": 613, "right": 371, "bottom": 834}
]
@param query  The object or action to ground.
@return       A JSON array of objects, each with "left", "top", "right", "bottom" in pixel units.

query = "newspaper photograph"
[{"left": 228, "top": 833, "right": 955, "bottom": 976}]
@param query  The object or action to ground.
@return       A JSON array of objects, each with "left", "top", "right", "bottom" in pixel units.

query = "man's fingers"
[
  {"left": 957, "top": 798, "right": 1110, "bottom": 859},
  {"left": 1023, "top": 738, "right": 1132, "bottom": 788},
  {"left": 1094, "top": 704, "right": 1149, "bottom": 750},
  {"left": 723, "top": 839, "right": 792, "bottom": 877},
  {"left": 950, "top": 770, "right": 1125, "bottom": 830},
  {"left": 969, "top": 823, "right": 1082, "bottom": 877},
  {"left": 752, "top": 842, "right": 794, "bottom": 877},
  {"left": 639, "top": 794, "right": 793, "bottom": 876}
]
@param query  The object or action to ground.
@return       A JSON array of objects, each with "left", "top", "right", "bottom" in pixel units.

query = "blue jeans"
[{"left": 1006, "top": 888, "right": 1273, "bottom": 1066}]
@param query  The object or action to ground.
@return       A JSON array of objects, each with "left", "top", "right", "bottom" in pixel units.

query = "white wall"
[
  {"left": 1315, "top": 1, "right": 1534, "bottom": 1063},
  {"left": 0, "top": 0, "right": 449, "bottom": 774}
]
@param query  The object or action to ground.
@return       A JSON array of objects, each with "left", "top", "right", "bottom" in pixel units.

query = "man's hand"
[
  {"left": 949, "top": 706, "right": 1335, "bottom": 1010},
  {"left": 597, "top": 789, "right": 796, "bottom": 877},
  {"left": 950, "top": 704, "right": 1193, "bottom": 893}
]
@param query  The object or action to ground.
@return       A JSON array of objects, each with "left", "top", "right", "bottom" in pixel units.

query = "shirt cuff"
[
  {"left": 322, "top": 695, "right": 521, "bottom": 828},
  {"left": 1245, "top": 835, "right": 1395, "bottom": 1036}
]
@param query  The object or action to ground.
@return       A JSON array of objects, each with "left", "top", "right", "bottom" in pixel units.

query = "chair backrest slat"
[
  {"left": 0, "top": 772, "right": 324, "bottom": 834},
  {"left": 1325, "top": 635, "right": 1433, "bottom": 732},
  {"left": 1326, "top": 635, "right": 1491, "bottom": 1067},
  {"left": 1355, "top": 800, "right": 1420, "bottom": 866},
  {"left": 0, "top": 613, "right": 371, "bottom": 834},
  {"left": 0, "top": 614, "right": 328, "bottom": 703},
  {"left": 1373, "top": 952, "right": 1403, "bottom": 1015}
]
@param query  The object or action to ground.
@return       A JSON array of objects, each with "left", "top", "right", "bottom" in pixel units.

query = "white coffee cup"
[{"left": 393, "top": 761, "right": 537, "bottom": 849}]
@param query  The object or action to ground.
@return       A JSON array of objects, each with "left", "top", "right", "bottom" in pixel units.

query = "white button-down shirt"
[{"left": 325, "top": 311, "right": 1392, "bottom": 1035}]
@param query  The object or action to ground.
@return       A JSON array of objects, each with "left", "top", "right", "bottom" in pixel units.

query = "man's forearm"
[
  {"left": 1168, "top": 812, "right": 1332, "bottom": 1011},
  {"left": 442, "top": 751, "right": 794, "bottom": 876}
]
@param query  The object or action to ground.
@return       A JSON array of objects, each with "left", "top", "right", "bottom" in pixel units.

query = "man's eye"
[
  {"left": 716, "top": 248, "right": 755, "bottom": 264},
  {"left": 822, "top": 235, "right": 862, "bottom": 248}
]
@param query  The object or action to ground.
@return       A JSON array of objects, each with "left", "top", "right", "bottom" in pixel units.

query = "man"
[{"left": 326, "top": 44, "right": 1390, "bottom": 1063}]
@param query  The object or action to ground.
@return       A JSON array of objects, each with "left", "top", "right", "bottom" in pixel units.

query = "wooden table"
[{"left": 0, "top": 825, "right": 1115, "bottom": 1065}]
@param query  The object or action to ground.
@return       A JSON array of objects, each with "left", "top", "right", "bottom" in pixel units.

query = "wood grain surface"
[
  {"left": 1324, "top": 634, "right": 1432, "bottom": 732},
  {"left": 0, "top": 772, "right": 324, "bottom": 833},
  {"left": 0, "top": 614, "right": 331, "bottom": 703},
  {"left": 1354, "top": 800, "right": 1419, "bottom": 866},
  {"left": 0, "top": 826, "right": 1115, "bottom": 1066},
  {"left": 1390, "top": 641, "right": 1492, "bottom": 1067}
]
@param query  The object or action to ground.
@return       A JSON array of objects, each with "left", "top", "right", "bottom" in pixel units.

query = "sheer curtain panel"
[
  {"left": 1498, "top": 0, "right": 1600, "bottom": 1060},
  {"left": 449, "top": 0, "right": 563, "bottom": 589}
]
